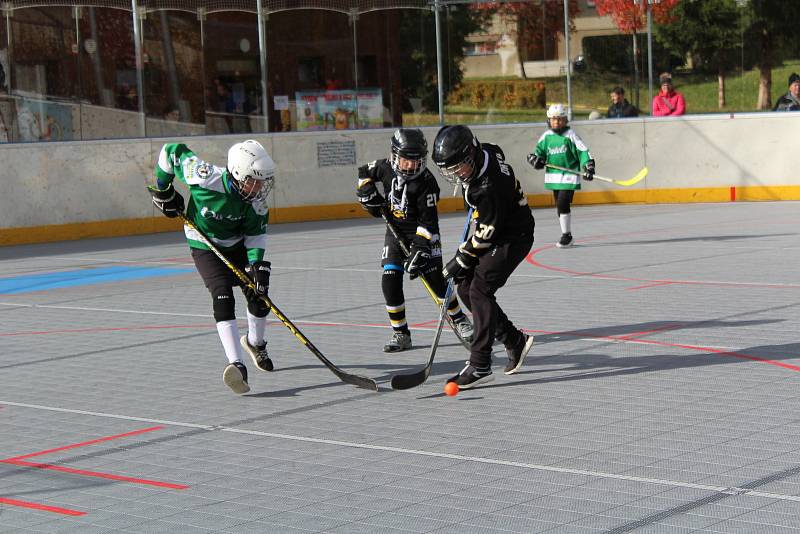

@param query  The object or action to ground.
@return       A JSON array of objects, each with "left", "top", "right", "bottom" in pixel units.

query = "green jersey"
[
  {"left": 153, "top": 143, "right": 268, "bottom": 262},
  {"left": 533, "top": 128, "right": 593, "bottom": 191}
]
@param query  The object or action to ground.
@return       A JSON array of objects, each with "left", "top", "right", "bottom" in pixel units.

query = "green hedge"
[{"left": 447, "top": 79, "right": 547, "bottom": 109}]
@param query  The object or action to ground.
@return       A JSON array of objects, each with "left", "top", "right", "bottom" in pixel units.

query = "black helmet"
[
  {"left": 390, "top": 128, "right": 427, "bottom": 180},
  {"left": 431, "top": 125, "right": 483, "bottom": 185}
]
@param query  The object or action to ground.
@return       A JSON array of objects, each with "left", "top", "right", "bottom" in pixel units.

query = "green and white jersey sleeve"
[
  {"left": 154, "top": 143, "right": 269, "bottom": 262},
  {"left": 533, "top": 128, "right": 593, "bottom": 191}
]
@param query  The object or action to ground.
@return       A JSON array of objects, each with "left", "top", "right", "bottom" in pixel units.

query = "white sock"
[
  {"left": 247, "top": 311, "right": 267, "bottom": 347},
  {"left": 216, "top": 320, "right": 242, "bottom": 364},
  {"left": 559, "top": 213, "right": 571, "bottom": 234}
]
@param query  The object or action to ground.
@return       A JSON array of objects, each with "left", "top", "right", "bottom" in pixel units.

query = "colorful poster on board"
[
  {"left": 316, "top": 90, "right": 357, "bottom": 131},
  {"left": 355, "top": 89, "right": 384, "bottom": 129},
  {"left": 294, "top": 88, "right": 383, "bottom": 132},
  {"left": 16, "top": 98, "right": 75, "bottom": 142},
  {"left": 295, "top": 92, "right": 323, "bottom": 131}
]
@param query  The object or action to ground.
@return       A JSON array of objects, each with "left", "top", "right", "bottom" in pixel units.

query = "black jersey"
[
  {"left": 462, "top": 143, "right": 534, "bottom": 257},
  {"left": 358, "top": 159, "right": 441, "bottom": 249}
]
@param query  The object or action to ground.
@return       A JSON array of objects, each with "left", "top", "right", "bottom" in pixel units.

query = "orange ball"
[{"left": 443, "top": 381, "right": 459, "bottom": 397}]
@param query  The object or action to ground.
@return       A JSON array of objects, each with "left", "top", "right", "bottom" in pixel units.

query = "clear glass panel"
[
  {"left": 204, "top": 11, "right": 265, "bottom": 134},
  {"left": 445, "top": 1, "right": 550, "bottom": 126},
  {"left": 75, "top": 7, "right": 138, "bottom": 139},
  {"left": 353, "top": 10, "right": 408, "bottom": 129},
  {"left": 384, "top": 8, "right": 438, "bottom": 128},
  {"left": 8, "top": 7, "right": 78, "bottom": 142},
  {"left": 143, "top": 10, "right": 205, "bottom": 137},
  {"left": 0, "top": 12, "right": 11, "bottom": 142},
  {"left": 267, "top": 9, "right": 355, "bottom": 133}
]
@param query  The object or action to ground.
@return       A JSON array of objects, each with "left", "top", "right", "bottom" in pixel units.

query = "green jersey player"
[
  {"left": 147, "top": 140, "right": 275, "bottom": 394},
  {"left": 527, "top": 104, "right": 595, "bottom": 248}
]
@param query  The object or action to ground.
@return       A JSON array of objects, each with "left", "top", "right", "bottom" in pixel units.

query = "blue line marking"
[{"left": 0, "top": 265, "right": 195, "bottom": 295}]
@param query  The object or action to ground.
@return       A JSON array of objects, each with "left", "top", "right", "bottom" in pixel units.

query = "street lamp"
[{"left": 633, "top": 0, "right": 660, "bottom": 111}]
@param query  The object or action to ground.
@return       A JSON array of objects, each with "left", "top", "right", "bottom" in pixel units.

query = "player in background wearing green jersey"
[
  {"left": 527, "top": 103, "right": 595, "bottom": 248},
  {"left": 148, "top": 140, "right": 275, "bottom": 395}
]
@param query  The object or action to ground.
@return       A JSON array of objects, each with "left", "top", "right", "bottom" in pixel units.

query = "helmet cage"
[
  {"left": 389, "top": 150, "right": 426, "bottom": 180},
  {"left": 231, "top": 173, "right": 274, "bottom": 203},
  {"left": 435, "top": 152, "right": 476, "bottom": 186}
]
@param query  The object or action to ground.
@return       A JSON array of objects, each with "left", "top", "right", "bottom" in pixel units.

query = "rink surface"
[{"left": 2, "top": 201, "right": 800, "bottom": 533}]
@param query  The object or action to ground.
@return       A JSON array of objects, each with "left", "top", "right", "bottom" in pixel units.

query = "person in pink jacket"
[{"left": 652, "top": 73, "right": 685, "bottom": 116}]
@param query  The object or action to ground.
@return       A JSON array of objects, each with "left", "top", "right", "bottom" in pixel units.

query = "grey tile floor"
[{"left": 1, "top": 201, "right": 800, "bottom": 533}]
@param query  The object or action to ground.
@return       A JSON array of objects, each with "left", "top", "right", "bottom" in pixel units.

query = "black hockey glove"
[
  {"left": 404, "top": 245, "right": 431, "bottom": 280},
  {"left": 442, "top": 247, "right": 478, "bottom": 283},
  {"left": 147, "top": 183, "right": 185, "bottom": 218},
  {"left": 583, "top": 159, "right": 596, "bottom": 181},
  {"left": 356, "top": 179, "right": 385, "bottom": 218},
  {"left": 244, "top": 260, "right": 271, "bottom": 297},
  {"left": 526, "top": 153, "right": 545, "bottom": 170}
]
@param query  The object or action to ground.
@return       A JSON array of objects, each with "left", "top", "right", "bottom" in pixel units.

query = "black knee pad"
[
  {"left": 211, "top": 286, "right": 236, "bottom": 322},
  {"left": 382, "top": 268, "right": 405, "bottom": 306},
  {"left": 247, "top": 296, "right": 270, "bottom": 317}
]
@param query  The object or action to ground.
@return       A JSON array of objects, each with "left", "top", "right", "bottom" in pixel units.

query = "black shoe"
[
  {"left": 556, "top": 233, "right": 573, "bottom": 248},
  {"left": 447, "top": 361, "right": 494, "bottom": 390},
  {"left": 240, "top": 335, "right": 274, "bottom": 372},
  {"left": 504, "top": 334, "right": 535, "bottom": 375},
  {"left": 223, "top": 361, "right": 250, "bottom": 394}
]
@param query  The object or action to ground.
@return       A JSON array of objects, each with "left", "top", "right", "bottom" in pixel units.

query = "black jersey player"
[
  {"left": 357, "top": 129, "right": 474, "bottom": 352},
  {"left": 432, "top": 125, "right": 536, "bottom": 389}
]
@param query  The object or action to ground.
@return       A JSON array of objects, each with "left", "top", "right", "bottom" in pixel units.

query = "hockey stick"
[
  {"left": 178, "top": 213, "right": 378, "bottom": 391},
  {"left": 545, "top": 163, "right": 648, "bottom": 186},
  {"left": 380, "top": 208, "right": 470, "bottom": 350},
  {"left": 390, "top": 208, "right": 473, "bottom": 390}
]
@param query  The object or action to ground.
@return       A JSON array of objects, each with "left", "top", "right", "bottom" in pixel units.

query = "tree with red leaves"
[
  {"left": 594, "top": 0, "right": 679, "bottom": 109},
  {"left": 594, "top": 0, "right": 679, "bottom": 34},
  {"left": 474, "top": 1, "right": 580, "bottom": 79}
]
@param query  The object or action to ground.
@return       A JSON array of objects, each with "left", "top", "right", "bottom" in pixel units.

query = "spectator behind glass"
[
  {"left": 774, "top": 72, "right": 800, "bottom": 111},
  {"left": 652, "top": 73, "right": 685, "bottom": 117},
  {"left": 607, "top": 87, "right": 638, "bottom": 118}
]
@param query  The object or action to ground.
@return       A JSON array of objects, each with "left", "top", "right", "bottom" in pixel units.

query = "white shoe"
[{"left": 223, "top": 362, "right": 250, "bottom": 394}]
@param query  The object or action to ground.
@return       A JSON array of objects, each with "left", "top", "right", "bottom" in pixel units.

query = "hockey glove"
[
  {"left": 356, "top": 179, "right": 385, "bottom": 218},
  {"left": 583, "top": 159, "right": 596, "bottom": 181},
  {"left": 404, "top": 246, "right": 431, "bottom": 280},
  {"left": 442, "top": 246, "right": 478, "bottom": 283},
  {"left": 244, "top": 260, "right": 271, "bottom": 297},
  {"left": 147, "top": 183, "right": 185, "bottom": 218},
  {"left": 526, "top": 153, "right": 545, "bottom": 170}
]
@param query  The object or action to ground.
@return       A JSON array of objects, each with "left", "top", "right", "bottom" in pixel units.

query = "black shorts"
[
  {"left": 381, "top": 229, "right": 442, "bottom": 271},
  {"left": 191, "top": 244, "right": 249, "bottom": 291}
]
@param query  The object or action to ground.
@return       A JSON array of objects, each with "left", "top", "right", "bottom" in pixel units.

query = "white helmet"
[
  {"left": 546, "top": 103, "right": 568, "bottom": 119},
  {"left": 227, "top": 139, "right": 275, "bottom": 203}
]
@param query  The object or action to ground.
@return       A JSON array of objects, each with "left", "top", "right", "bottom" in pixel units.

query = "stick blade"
[
  {"left": 339, "top": 372, "right": 379, "bottom": 391},
  {"left": 617, "top": 167, "right": 648, "bottom": 186},
  {"left": 390, "top": 368, "right": 430, "bottom": 390}
]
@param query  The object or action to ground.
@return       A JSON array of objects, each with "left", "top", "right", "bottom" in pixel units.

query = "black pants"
[
  {"left": 191, "top": 245, "right": 269, "bottom": 321},
  {"left": 457, "top": 233, "right": 534, "bottom": 367}
]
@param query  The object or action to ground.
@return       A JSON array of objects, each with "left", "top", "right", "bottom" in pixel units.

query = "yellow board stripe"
[{"left": 4, "top": 186, "right": 800, "bottom": 247}]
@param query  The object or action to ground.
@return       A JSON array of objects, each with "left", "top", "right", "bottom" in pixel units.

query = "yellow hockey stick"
[{"left": 545, "top": 163, "right": 648, "bottom": 187}]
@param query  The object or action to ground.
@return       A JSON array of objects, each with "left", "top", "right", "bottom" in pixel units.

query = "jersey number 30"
[{"left": 475, "top": 223, "right": 495, "bottom": 240}]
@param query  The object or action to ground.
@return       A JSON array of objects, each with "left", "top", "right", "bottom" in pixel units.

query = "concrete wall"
[{"left": 1, "top": 111, "right": 798, "bottom": 245}]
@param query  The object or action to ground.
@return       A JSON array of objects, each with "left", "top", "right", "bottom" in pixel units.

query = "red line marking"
[
  {"left": 730, "top": 186, "right": 736, "bottom": 201},
  {"left": 0, "top": 497, "right": 85, "bottom": 516},
  {"left": 2, "top": 426, "right": 163, "bottom": 461},
  {"left": 625, "top": 281, "right": 675, "bottom": 291},
  {"left": 615, "top": 323, "right": 686, "bottom": 340},
  {"left": 526, "top": 247, "right": 800, "bottom": 289},
  {"left": 521, "top": 327, "right": 800, "bottom": 372},
  {"left": 2, "top": 460, "right": 188, "bottom": 489}
]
